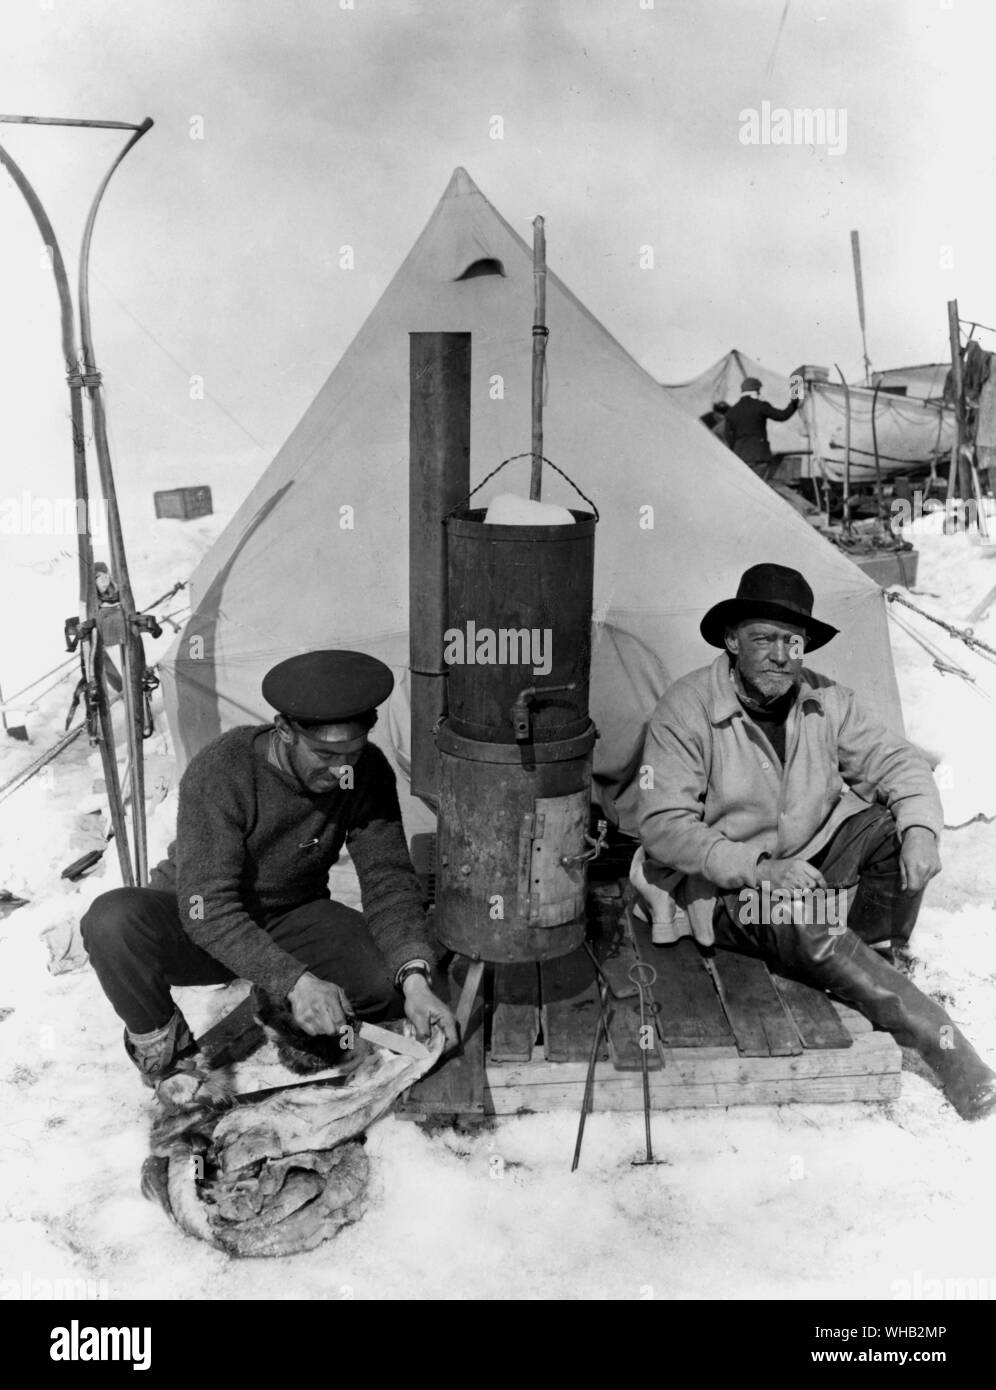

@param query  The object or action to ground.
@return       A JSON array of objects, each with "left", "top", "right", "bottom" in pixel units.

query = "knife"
[
  {"left": 354, "top": 1020, "right": 430, "bottom": 1060},
  {"left": 231, "top": 1026, "right": 429, "bottom": 1106}
]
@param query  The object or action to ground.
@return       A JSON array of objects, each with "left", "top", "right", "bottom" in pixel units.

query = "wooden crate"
[
  {"left": 851, "top": 548, "right": 918, "bottom": 589},
  {"left": 397, "top": 882, "right": 902, "bottom": 1119},
  {"left": 153, "top": 485, "right": 213, "bottom": 521}
]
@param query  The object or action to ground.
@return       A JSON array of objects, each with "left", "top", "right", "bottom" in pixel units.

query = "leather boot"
[
  {"left": 805, "top": 930, "right": 996, "bottom": 1121},
  {"left": 846, "top": 878, "right": 924, "bottom": 954}
]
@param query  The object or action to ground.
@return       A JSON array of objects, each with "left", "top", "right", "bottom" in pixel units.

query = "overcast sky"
[{"left": 1, "top": 0, "right": 992, "bottom": 505}]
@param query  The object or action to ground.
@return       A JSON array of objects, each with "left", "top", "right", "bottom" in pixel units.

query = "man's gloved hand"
[
  {"left": 899, "top": 826, "right": 942, "bottom": 893},
  {"left": 288, "top": 972, "right": 353, "bottom": 1036},
  {"left": 401, "top": 974, "right": 459, "bottom": 1048},
  {"left": 760, "top": 857, "right": 827, "bottom": 892}
]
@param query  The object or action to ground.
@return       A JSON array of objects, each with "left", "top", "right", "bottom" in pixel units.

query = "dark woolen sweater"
[
  {"left": 149, "top": 726, "right": 435, "bottom": 999},
  {"left": 723, "top": 395, "right": 800, "bottom": 463}
]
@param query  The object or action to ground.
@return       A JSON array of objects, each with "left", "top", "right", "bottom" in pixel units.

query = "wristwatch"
[{"left": 396, "top": 960, "right": 432, "bottom": 989}]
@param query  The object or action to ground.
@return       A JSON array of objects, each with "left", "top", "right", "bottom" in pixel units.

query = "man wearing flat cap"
[
  {"left": 82, "top": 649, "right": 457, "bottom": 1086},
  {"left": 723, "top": 376, "right": 801, "bottom": 482},
  {"left": 633, "top": 564, "right": 996, "bottom": 1120}
]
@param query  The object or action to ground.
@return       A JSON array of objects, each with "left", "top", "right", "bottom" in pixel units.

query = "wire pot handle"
[{"left": 443, "top": 453, "right": 599, "bottom": 522}]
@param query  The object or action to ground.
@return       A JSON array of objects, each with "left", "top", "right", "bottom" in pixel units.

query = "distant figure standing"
[{"left": 724, "top": 376, "right": 802, "bottom": 483}]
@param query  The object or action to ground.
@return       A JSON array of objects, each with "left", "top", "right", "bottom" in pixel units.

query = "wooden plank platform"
[
  {"left": 389, "top": 860, "right": 901, "bottom": 1119},
  {"left": 490, "top": 962, "right": 541, "bottom": 1062},
  {"left": 540, "top": 950, "right": 606, "bottom": 1064},
  {"left": 709, "top": 953, "right": 803, "bottom": 1057},
  {"left": 628, "top": 919, "right": 737, "bottom": 1049},
  {"left": 483, "top": 1028, "right": 899, "bottom": 1114}
]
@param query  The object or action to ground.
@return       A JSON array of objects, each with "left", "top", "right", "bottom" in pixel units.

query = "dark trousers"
[
  {"left": 713, "top": 804, "right": 923, "bottom": 964},
  {"left": 733, "top": 445, "right": 777, "bottom": 484},
  {"left": 80, "top": 889, "right": 404, "bottom": 1036}
]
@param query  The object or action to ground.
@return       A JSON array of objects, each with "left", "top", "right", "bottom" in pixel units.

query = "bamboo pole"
[{"left": 530, "top": 215, "right": 547, "bottom": 501}]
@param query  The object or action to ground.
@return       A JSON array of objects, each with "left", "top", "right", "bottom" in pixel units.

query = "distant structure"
[{"left": 871, "top": 364, "right": 948, "bottom": 402}]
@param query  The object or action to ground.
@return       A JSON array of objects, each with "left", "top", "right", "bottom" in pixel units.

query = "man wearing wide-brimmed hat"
[
  {"left": 82, "top": 650, "right": 457, "bottom": 1087},
  {"left": 723, "top": 375, "right": 801, "bottom": 481},
  {"left": 634, "top": 564, "right": 996, "bottom": 1120}
]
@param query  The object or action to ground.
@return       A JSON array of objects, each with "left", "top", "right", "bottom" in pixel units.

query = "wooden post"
[
  {"left": 530, "top": 216, "right": 547, "bottom": 501},
  {"left": 835, "top": 365, "right": 852, "bottom": 532},
  {"left": 870, "top": 380, "right": 885, "bottom": 528},
  {"left": 850, "top": 231, "right": 871, "bottom": 386},
  {"left": 408, "top": 333, "right": 472, "bottom": 810},
  {"left": 945, "top": 299, "right": 963, "bottom": 531},
  {"left": 77, "top": 117, "right": 155, "bottom": 885}
]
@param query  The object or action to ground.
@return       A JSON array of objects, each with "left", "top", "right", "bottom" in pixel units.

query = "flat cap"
[{"left": 261, "top": 650, "right": 395, "bottom": 722}]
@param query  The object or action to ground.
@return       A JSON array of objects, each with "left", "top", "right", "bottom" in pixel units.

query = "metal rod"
[
  {"left": 0, "top": 115, "right": 144, "bottom": 129},
  {"left": 635, "top": 973, "right": 654, "bottom": 1163},
  {"left": 571, "top": 980, "right": 609, "bottom": 1172},
  {"left": 530, "top": 215, "right": 547, "bottom": 501}
]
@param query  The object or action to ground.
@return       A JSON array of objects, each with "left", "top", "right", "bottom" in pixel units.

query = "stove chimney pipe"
[{"left": 408, "top": 332, "right": 471, "bottom": 809}]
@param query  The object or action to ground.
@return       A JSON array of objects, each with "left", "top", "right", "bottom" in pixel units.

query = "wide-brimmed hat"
[
  {"left": 740, "top": 376, "right": 762, "bottom": 393},
  {"left": 262, "top": 650, "right": 394, "bottom": 722},
  {"left": 700, "top": 564, "right": 839, "bottom": 652}
]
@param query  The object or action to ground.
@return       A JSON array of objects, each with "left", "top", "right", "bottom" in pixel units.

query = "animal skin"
[
  {"left": 144, "top": 1028, "right": 444, "bottom": 1256},
  {"left": 253, "top": 988, "right": 373, "bottom": 1075}
]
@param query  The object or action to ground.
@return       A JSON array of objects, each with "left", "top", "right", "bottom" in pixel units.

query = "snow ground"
[{"left": 1, "top": 504, "right": 996, "bottom": 1302}]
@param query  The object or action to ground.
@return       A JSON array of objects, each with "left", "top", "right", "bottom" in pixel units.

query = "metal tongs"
[{"left": 571, "top": 936, "right": 667, "bottom": 1171}]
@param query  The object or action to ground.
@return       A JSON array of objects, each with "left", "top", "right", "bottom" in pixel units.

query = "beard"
[
  {"left": 736, "top": 664, "right": 799, "bottom": 705},
  {"left": 751, "top": 670, "right": 796, "bottom": 698}
]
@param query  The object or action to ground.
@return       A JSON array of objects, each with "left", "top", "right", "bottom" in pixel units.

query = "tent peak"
[{"left": 444, "top": 166, "right": 482, "bottom": 198}]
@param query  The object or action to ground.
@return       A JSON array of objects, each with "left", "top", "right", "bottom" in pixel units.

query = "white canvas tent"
[{"left": 159, "top": 168, "right": 904, "bottom": 835}]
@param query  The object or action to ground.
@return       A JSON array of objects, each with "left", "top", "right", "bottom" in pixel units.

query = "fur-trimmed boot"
[{"left": 123, "top": 1010, "right": 199, "bottom": 1088}]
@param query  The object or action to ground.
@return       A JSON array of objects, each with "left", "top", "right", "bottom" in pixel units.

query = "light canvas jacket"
[{"left": 635, "top": 654, "right": 943, "bottom": 946}]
